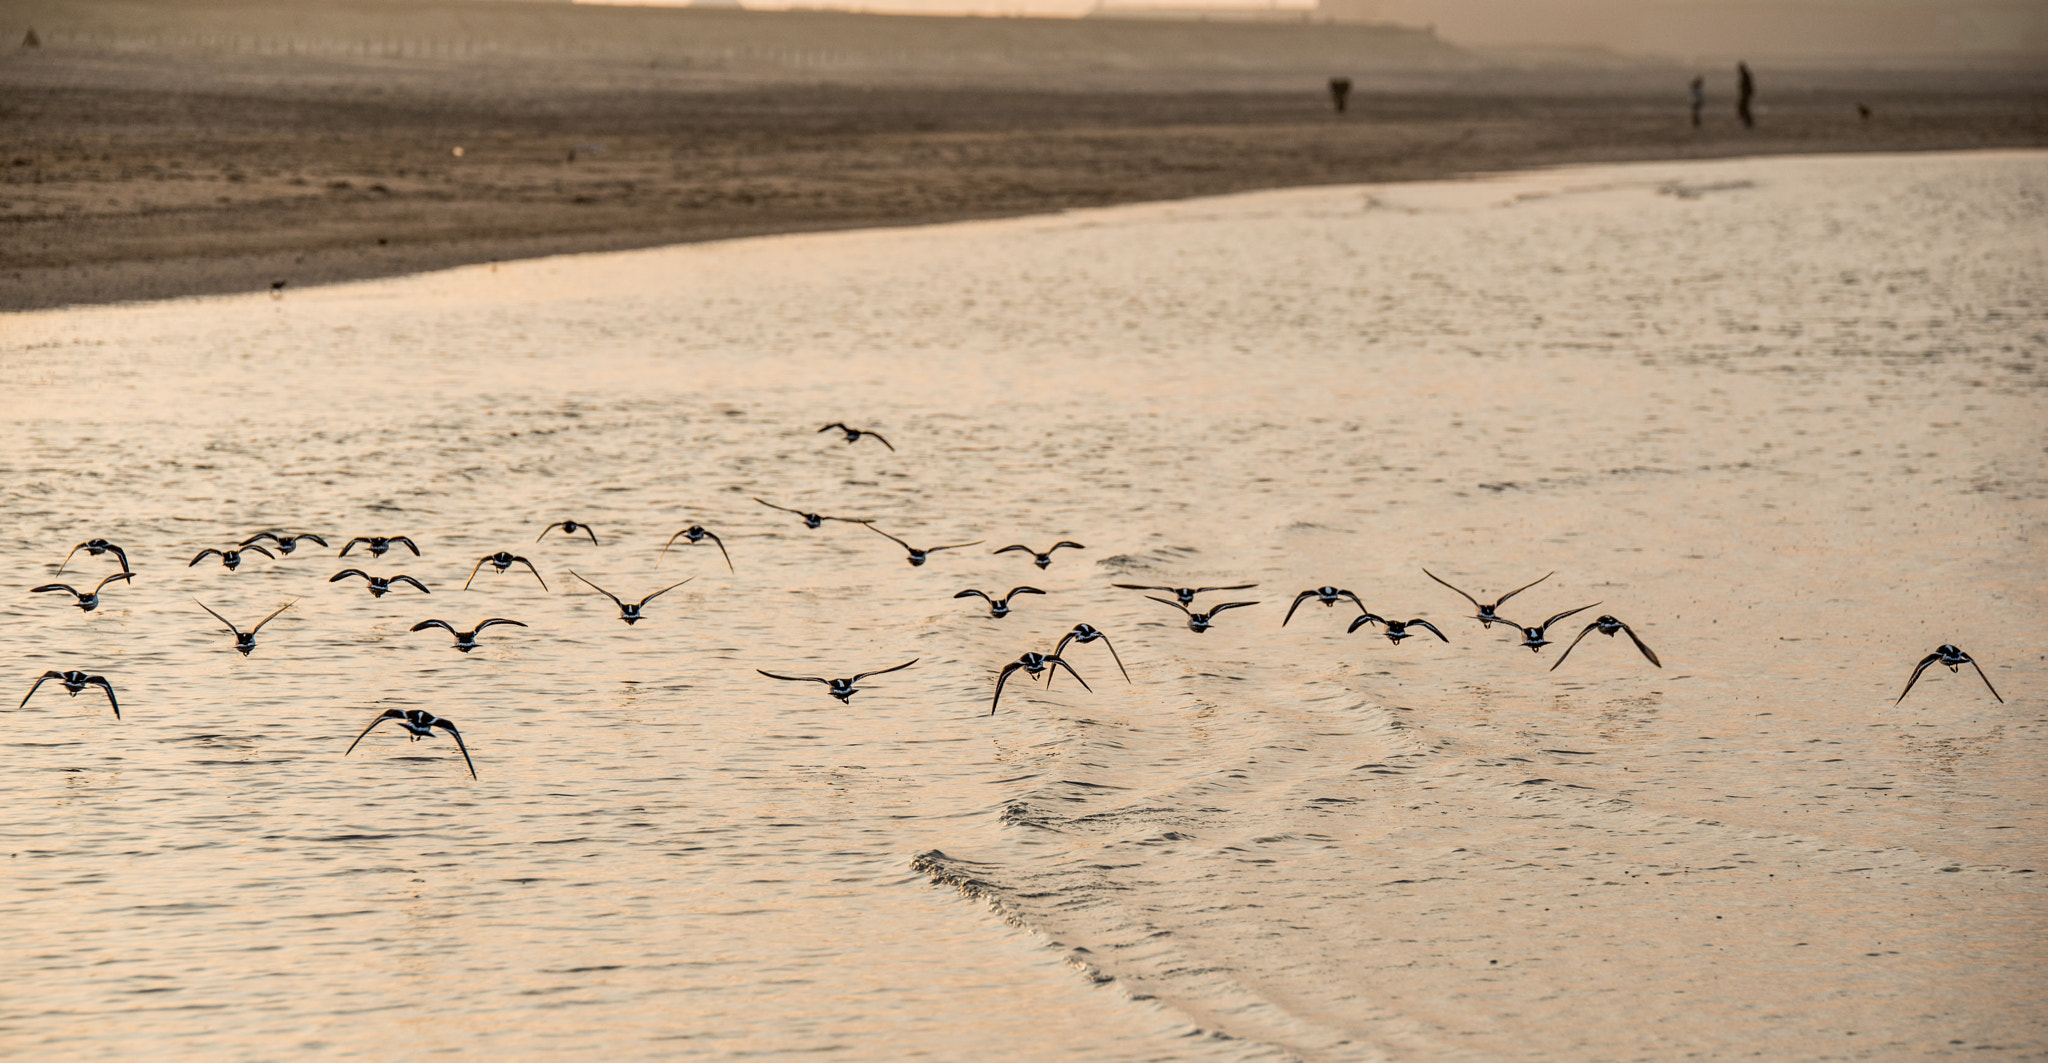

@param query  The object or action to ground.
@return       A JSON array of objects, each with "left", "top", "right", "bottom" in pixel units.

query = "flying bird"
[
  {"left": 1498, "top": 604, "right": 1600, "bottom": 652},
  {"left": 20, "top": 670, "right": 119, "bottom": 718},
  {"left": 537, "top": 520, "right": 600, "bottom": 545},
  {"left": 1111, "top": 583, "right": 1256, "bottom": 606},
  {"left": 954, "top": 586, "right": 1045, "bottom": 618},
  {"left": 411, "top": 618, "right": 528, "bottom": 652},
  {"left": 1423, "top": 569, "right": 1553, "bottom": 628},
  {"left": 818, "top": 423, "right": 895, "bottom": 451},
  {"left": 240, "top": 531, "right": 327, "bottom": 555},
  {"left": 571, "top": 572, "right": 691, "bottom": 625},
  {"left": 330, "top": 569, "right": 431, "bottom": 597},
  {"left": 1281, "top": 587, "right": 1367, "bottom": 626},
  {"left": 1551, "top": 615, "right": 1661, "bottom": 670},
  {"left": 1345, "top": 611, "right": 1448, "bottom": 645},
  {"left": 755, "top": 497, "right": 868, "bottom": 529},
  {"left": 1050, "top": 623, "right": 1129, "bottom": 685},
  {"left": 464, "top": 552, "right": 547, "bottom": 591},
  {"left": 990, "top": 652, "right": 1091, "bottom": 715},
  {"left": 1897, "top": 645, "right": 2003, "bottom": 705},
  {"left": 339, "top": 535, "right": 420, "bottom": 558},
  {"left": 660, "top": 525, "right": 733, "bottom": 572},
  {"left": 1146, "top": 596, "right": 1258, "bottom": 633},
  {"left": 869, "top": 524, "right": 983, "bottom": 566},
  {"left": 995, "top": 542, "right": 1085, "bottom": 569},
  {"left": 345, "top": 708, "right": 477, "bottom": 780},
  {"left": 57, "top": 538, "right": 131, "bottom": 575},
  {"left": 195, "top": 598, "right": 297, "bottom": 656},
  {"left": 31, "top": 572, "right": 134, "bottom": 612},
  {"left": 191, "top": 544, "right": 274, "bottom": 571},
  {"left": 755, "top": 658, "right": 919, "bottom": 702}
]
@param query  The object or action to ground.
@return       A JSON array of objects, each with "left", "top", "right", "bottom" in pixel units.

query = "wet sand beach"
[
  {"left": 4, "top": 0, "right": 2044, "bottom": 311},
  {"left": 2, "top": 150, "right": 2043, "bottom": 1059}
]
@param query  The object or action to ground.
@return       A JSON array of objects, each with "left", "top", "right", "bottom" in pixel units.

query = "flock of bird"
[{"left": 24, "top": 423, "right": 2005, "bottom": 781}]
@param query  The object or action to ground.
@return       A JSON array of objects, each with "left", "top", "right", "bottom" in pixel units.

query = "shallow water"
[{"left": 2, "top": 151, "right": 2044, "bottom": 1060}]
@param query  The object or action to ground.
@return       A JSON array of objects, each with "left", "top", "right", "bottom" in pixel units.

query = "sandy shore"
[{"left": 4, "top": 0, "right": 2044, "bottom": 311}]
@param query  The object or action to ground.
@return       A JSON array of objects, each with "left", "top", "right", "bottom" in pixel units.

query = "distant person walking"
[
  {"left": 1328, "top": 77, "right": 1352, "bottom": 114},
  {"left": 1689, "top": 75, "right": 1704, "bottom": 128},
  {"left": 1737, "top": 62, "right": 1755, "bottom": 129}
]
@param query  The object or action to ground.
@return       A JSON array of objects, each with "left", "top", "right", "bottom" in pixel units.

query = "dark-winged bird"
[
  {"left": 755, "top": 659, "right": 919, "bottom": 703},
  {"left": 1897, "top": 645, "right": 2003, "bottom": 704},
  {"left": 195, "top": 598, "right": 297, "bottom": 656},
  {"left": 1550, "top": 615, "right": 1661, "bottom": 670},
  {"left": 1422, "top": 569, "right": 1553, "bottom": 628},
  {"left": 31, "top": 572, "right": 134, "bottom": 612},
  {"left": 345, "top": 708, "right": 477, "bottom": 779},
  {"left": 20, "top": 670, "right": 119, "bottom": 718}
]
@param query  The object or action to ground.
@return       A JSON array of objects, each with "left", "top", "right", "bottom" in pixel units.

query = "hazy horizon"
[{"left": 578, "top": 0, "right": 2048, "bottom": 60}]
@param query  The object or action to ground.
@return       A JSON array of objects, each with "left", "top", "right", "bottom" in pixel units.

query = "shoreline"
[{"left": 6, "top": 40, "right": 2043, "bottom": 311}]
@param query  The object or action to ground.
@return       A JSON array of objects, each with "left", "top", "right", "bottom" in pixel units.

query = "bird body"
[
  {"left": 32, "top": 572, "right": 134, "bottom": 612},
  {"left": 661, "top": 525, "right": 733, "bottom": 571},
  {"left": 1282, "top": 587, "right": 1366, "bottom": 626},
  {"left": 954, "top": 586, "right": 1045, "bottom": 618},
  {"left": 1147, "top": 596, "right": 1258, "bottom": 633},
  {"left": 991, "top": 653, "right": 1090, "bottom": 715},
  {"left": 412, "top": 618, "right": 527, "bottom": 652},
  {"left": 1897, "top": 645, "right": 2002, "bottom": 704},
  {"left": 58, "top": 539, "right": 131, "bottom": 575},
  {"left": 465, "top": 552, "right": 547, "bottom": 591},
  {"left": 1050, "top": 623, "right": 1129, "bottom": 686},
  {"left": 196, "top": 598, "right": 297, "bottom": 655},
  {"left": 756, "top": 659, "right": 919, "bottom": 702},
  {"left": 346, "top": 708, "right": 476, "bottom": 779},
  {"left": 1423, "top": 569, "right": 1553, "bottom": 628},
  {"left": 242, "top": 531, "right": 327, "bottom": 555},
  {"left": 192, "top": 544, "right": 274, "bottom": 571},
  {"left": 1112, "top": 582, "right": 1256, "bottom": 606},
  {"left": 818, "top": 423, "right": 895, "bottom": 451},
  {"left": 571, "top": 572, "right": 690, "bottom": 624},
  {"left": 1346, "top": 612, "right": 1448, "bottom": 644},
  {"left": 21, "top": 670, "right": 119, "bottom": 718},
  {"left": 995, "top": 542, "right": 1084, "bottom": 569},
  {"left": 755, "top": 498, "right": 866, "bottom": 529},
  {"left": 538, "top": 521, "right": 599, "bottom": 545},
  {"left": 869, "top": 525, "right": 983, "bottom": 566},
  {"left": 330, "top": 569, "right": 431, "bottom": 597},
  {"left": 1499, "top": 604, "right": 1599, "bottom": 652},
  {"left": 1551, "top": 615, "right": 1661, "bottom": 670},
  {"left": 339, "top": 536, "right": 420, "bottom": 558}
]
